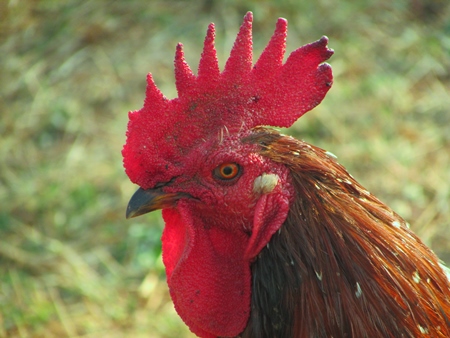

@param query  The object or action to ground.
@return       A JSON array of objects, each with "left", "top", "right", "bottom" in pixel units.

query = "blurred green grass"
[{"left": 1, "top": 0, "right": 449, "bottom": 337}]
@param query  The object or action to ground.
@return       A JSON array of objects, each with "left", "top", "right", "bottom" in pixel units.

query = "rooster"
[{"left": 122, "top": 12, "right": 450, "bottom": 338}]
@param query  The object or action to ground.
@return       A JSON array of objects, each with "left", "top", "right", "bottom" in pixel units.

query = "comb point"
[
  {"left": 222, "top": 12, "right": 253, "bottom": 84},
  {"left": 175, "top": 43, "right": 195, "bottom": 97},
  {"left": 144, "top": 73, "right": 166, "bottom": 108},
  {"left": 198, "top": 22, "right": 220, "bottom": 85},
  {"left": 252, "top": 16, "right": 287, "bottom": 81}
]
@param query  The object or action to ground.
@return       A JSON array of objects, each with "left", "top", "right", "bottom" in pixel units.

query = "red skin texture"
[
  {"left": 122, "top": 12, "right": 333, "bottom": 190},
  {"left": 122, "top": 11, "right": 333, "bottom": 337},
  {"left": 161, "top": 134, "right": 293, "bottom": 337}
]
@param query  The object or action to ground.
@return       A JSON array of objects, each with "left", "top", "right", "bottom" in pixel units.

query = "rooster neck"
[{"left": 239, "top": 129, "right": 450, "bottom": 338}]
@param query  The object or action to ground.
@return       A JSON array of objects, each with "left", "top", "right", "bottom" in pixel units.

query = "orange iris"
[{"left": 214, "top": 163, "right": 240, "bottom": 180}]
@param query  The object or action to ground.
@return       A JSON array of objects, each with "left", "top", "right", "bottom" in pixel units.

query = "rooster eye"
[{"left": 213, "top": 163, "right": 241, "bottom": 181}]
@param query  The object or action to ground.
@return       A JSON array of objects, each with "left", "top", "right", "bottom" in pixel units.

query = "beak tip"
[{"left": 125, "top": 204, "right": 138, "bottom": 219}]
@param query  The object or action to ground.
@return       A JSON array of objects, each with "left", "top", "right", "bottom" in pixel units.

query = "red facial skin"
[{"left": 158, "top": 132, "right": 293, "bottom": 337}]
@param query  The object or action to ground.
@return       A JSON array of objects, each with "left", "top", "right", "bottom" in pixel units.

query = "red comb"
[{"left": 123, "top": 12, "right": 333, "bottom": 189}]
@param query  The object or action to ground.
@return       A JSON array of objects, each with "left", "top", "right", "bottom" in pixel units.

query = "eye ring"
[{"left": 213, "top": 163, "right": 241, "bottom": 181}]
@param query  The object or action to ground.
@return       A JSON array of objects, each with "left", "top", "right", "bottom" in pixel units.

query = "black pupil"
[{"left": 222, "top": 166, "right": 233, "bottom": 176}]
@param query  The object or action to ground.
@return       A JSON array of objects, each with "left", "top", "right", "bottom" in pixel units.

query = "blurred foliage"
[{"left": 1, "top": 0, "right": 449, "bottom": 337}]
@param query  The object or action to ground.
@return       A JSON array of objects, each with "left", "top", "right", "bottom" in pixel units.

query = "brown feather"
[{"left": 239, "top": 128, "right": 450, "bottom": 337}]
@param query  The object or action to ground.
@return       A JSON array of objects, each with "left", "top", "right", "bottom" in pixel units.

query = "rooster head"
[{"left": 122, "top": 12, "right": 333, "bottom": 337}]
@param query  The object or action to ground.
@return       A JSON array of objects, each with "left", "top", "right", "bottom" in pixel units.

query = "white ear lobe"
[{"left": 253, "top": 173, "right": 279, "bottom": 194}]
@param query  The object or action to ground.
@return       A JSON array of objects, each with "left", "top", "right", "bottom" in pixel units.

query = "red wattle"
[{"left": 162, "top": 204, "right": 252, "bottom": 337}]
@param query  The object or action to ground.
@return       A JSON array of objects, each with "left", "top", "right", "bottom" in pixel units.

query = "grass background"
[{"left": 1, "top": 0, "right": 449, "bottom": 337}]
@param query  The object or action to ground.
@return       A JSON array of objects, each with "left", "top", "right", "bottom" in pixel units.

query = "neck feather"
[{"left": 240, "top": 129, "right": 450, "bottom": 337}]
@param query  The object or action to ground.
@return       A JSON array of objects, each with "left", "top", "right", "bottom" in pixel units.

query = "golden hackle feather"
[{"left": 240, "top": 128, "right": 450, "bottom": 337}]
